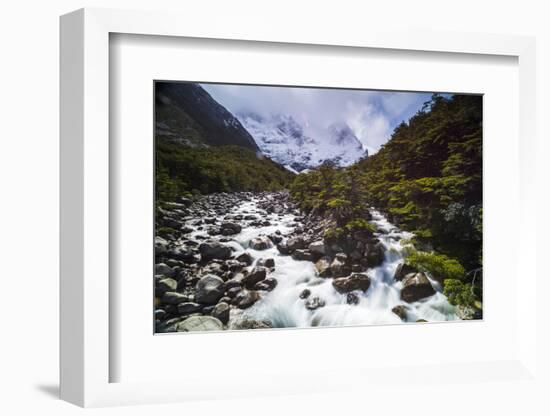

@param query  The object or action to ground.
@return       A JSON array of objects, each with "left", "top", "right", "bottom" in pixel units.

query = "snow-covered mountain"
[{"left": 237, "top": 112, "right": 367, "bottom": 172}]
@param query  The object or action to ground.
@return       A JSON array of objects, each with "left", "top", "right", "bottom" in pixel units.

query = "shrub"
[
  {"left": 323, "top": 227, "right": 345, "bottom": 241},
  {"left": 344, "top": 218, "right": 376, "bottom": 234},
  {"left": 443, "top": 279, "right": 476, "bottom": 307},
  {"left": 405, "top": 250, "right": 465, "bottom": 281}
]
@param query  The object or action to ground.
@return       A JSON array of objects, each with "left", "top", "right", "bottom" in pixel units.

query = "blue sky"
[{"left": 202, "top": 83, "right": 435, "bottom": 154}]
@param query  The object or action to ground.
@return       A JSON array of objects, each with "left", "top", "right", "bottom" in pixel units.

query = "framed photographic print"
[
  {"left": 60, "top": 7, "right": 539, "bottom": 409},
  {"left": 153, "top": 81, "right": 483, "bottom": 334}
]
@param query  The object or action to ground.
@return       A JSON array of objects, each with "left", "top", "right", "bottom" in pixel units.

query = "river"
[{"left": 186, "top": 194, "right": 458, "bottom": 329}]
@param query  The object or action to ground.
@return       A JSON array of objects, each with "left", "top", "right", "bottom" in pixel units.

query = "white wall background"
[{"left": 0, "top": 0, "right": 548, "bottom": 414}]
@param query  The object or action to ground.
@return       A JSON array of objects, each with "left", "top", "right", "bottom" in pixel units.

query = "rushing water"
[{"left": 190, "top": 196, "right": 458, "bottom": 328}]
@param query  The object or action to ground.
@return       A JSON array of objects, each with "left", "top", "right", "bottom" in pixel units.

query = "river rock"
[
  {"left": 155, "top": 263, "right": 175, "bottom": 277},
  {"left": 299, "top": 288, "right": 311, "bottom": 299},
  {"left": 220, "top": 222, "right": 242, "bottom": 236},
  {"left": 222, "top": 260, "right": 244, "bottom": 273},
  {"left": 195, "top": 274, "right": 226, "bottom": 305},
  {"left": 392, "top": 305, "right": 408, "bottom": 320},
  {"left": 161, "top": 292, "right": 189, "bottom": 305},
  {"left": 177, "top": 196, "right": 193, "bottom": 207},
  {"left": 257, "top": 258, "right": 275, "bottom": 268},
  {"left": 308, "top": 240, "right": 326, "bottom": 255},
  {"left": 347, "top": 292, "right": 360, "bottom": 305},
  {"left": 177, "top": 302, "right": 203, "bottom": 315},
  {"left": 315, "top": 257, "right": 332, "bottom": 277},
  {"left": 176, "top": 315, "right": 223, "bottom": 332},
  {"left": 232, "top": 289, "right": 260, "bottom": 309},
  {"left": 292, "top": 249, "right": 313, "bottom": 261},
  {"left": 276, "top": 242, "right": 290, "bottom": 255},
  {"left": 268, "top": 233, "right": 283, "bottom": 244},
  {"left": 242, "top": 266, "right": 267, "bottom": 289},
  {"left": 168, "top": 246, "right": 197, "bottom": 263},
  {"left": 330, "top": 256, "right": 351, "bottom": 278},
  {"left": 226, "top": 286, "right": 242, "bottom": 298},
  {"left": 154, "top": 309, "right": 166, "bottom": 320},
  {"left": 156, "top": 277, "right": 178, "bottom": 296},
  {"left": 199, "top": 242, "right": 232, "bottom": 261},
  {"left": 155, "top": 236, "right": 169, "bottom": 255},
  {"left": 394, "top": 262, "right": 417, "bottom": 281},
  {"left": 212, "top": 302, "right": 230, "bottom": 324},
  {"left": 236, "top": 251, "right": 253, "bottom": 265},
  {"left": 233, "top": 319, "right": 272, "bottom": 330},
  {"left": 254, "top": 277, "right": 277, "bottom": 291},
  {"left": 364, "top": 242, "right": 386, "bottom": 267},
  {"left": 332, "top": 273, "right": 371, "bottom": 294},
  {"left": 225, "top": 277, "right": 243, "bottom": 291},
  {"left": 400, "top": 272, "right": 435, "bottom": 302},
  {"left": 287, "top": 237, "right": 306, "bottom": 252},
  {"left": 249, "top": 236, "right": 272, "bottom": 250},
  {"left": 305, "top": 296, "right": 325, "bottom": 310}
]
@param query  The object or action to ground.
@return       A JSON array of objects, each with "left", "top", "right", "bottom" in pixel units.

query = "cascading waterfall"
[{"left": 189, "top": 196, "right": 457, "bottom": 328}]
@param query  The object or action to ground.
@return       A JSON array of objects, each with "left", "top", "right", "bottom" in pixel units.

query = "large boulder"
[
  {"left": 161, "top": 292, "right": 189, "bottom": 305},
  {"left": 231, "top": 289, "right": 260, "bottom": 309},
  {"left": 199, "top": 242, "right": 232, "bottom": 261},
  {"left": 155, "top": 263, "right": 175, "bottom": 277},
  {"left": 177, "top": 302, "right": 203, "bottom": 315},
  {"left": 400, "top": 272, "right": 435, "bottom": 302},
  {"left": 292, "top": 249, "right": 313, "bottom": 261},
  {"left": 242, "top": 266, "right": 267, "bottom": 289},
  {"left": 287, "top": 237, "right": 306, "bottom": 252},
  {"left": 393, "top": 262, "right": 417, "bottom": 281},
  {"left": 391, "top": 305, "right": 408, "bottom": 320},
  {"left": 249, "top": 236, "right": 272, "bottom": 250},
  {"left": 332, "top": 273, "right": 371, "bottom": 294},
  {"left": 254, "top": 277, "right": 278, "bottom": 291},
  {"left": 220, "top": 222, "right": 242, "bottom": 236},
  {"left": 364, "top": 242, "right": 386, "bottom": 268},
  {"left": 212, "top": 302, "right": 230, "bottom": 324},
  {"left": 308, "top": 240, "right": 326, "bottom": 255},
  {"left": 315, "top": 257, "right": 332, "bottom": 277},
  {"left": 330, "top": 255, "right": 351, "bottom": 278},
  {"left": 176, "top": 315, "right": 223, "bottom": 332},
  {"left": 156, "top": 277, "right": 178, "bottom": 296},
  {"left": 195, "top": 274, "right": 226, "bottom": 305},
  {"left": 276, "top": 242, "right": 290, "bottom": 255},
  {"left": 236, "top": 251, "right": 253, "bottom": 265}
]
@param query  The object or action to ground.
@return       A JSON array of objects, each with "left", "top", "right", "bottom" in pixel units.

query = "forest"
[{"left": 288, "top": 94, "right": 483, "bottom": 308}]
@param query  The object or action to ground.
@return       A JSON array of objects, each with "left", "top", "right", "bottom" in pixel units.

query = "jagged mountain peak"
[{"left": 237, "top": 112, "right": 366, "bottom": 172}]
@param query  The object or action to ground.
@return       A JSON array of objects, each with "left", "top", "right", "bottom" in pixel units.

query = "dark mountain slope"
[{"left": 155, "top": 82, "right": 259, "bottom": 151}]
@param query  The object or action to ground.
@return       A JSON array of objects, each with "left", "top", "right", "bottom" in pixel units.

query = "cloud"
[{"left": 202, "top": 83, "right": 432, "bottom": 153}]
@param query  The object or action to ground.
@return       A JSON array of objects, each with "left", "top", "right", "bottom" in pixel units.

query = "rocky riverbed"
[{"left": 155, "top": 191, "right": 461, "bottom": 333}]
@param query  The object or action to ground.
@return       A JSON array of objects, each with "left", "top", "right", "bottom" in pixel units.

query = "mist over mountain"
[{"left": 237, "top": 112, "right": 366, "bottom": 172}]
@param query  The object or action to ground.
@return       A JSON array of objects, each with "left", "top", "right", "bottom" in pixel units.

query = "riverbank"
[{"left": 154, "top": 191, "right": 463, "bottom": 333}]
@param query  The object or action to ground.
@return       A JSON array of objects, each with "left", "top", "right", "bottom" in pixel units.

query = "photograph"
[{"left": 154, "top": 81, "right": 483, "bottom": 333}]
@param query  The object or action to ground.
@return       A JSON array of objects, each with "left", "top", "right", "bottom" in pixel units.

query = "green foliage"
[
  {"left": 290, "top": 95, "right": 482, "bottom": 271},
  {"left": 156, "top": 139, "right": 294, "bottom": 203},
  {"left": 345, "top": 218, "right": 376, "bottom": 234},
  {"left": 443, "top": 279, "right": 476, "bottom": 307},
  {"left": 323, "top": 227, "right": 345, "bottom": 240},
  {"left": 354, "top": 94, "right": 483, "bottom": 269},
  {"left": 405, "top": 250, "right": 465, "bottom": 281}
]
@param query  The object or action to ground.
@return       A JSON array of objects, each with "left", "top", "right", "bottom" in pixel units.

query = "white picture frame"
[{"left": 60, "top": 7, "right": 539, "bottom": 408}]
